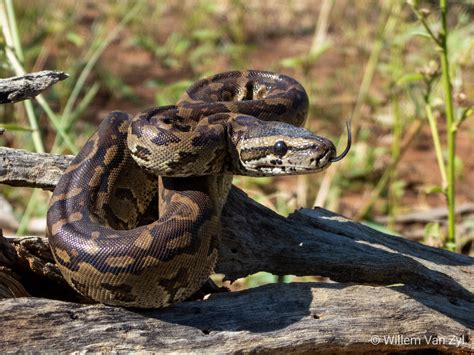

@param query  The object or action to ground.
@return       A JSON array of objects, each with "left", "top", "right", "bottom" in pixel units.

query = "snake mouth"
[
  {"left": 241, "top": 140, "right": 338, "bottom": 175},
  {"left": 245, "top": 147, "right": 336, "bottom": 175},
  {"left": 319, "top": 147, "right": 336, "bottom": 167}
]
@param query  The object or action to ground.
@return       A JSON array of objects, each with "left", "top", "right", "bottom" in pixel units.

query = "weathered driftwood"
[
  {"left": 1, "top": 283, "right": 472, "bottom": 353},
  {"left": 0, "top": 146, "right": 473, "bottom": 353},
  {"left": 0, "top": 70, "right": 68, "bottom": 104},
  {"left": 0, "top": 147, "right": 72, "bottom": 190}
]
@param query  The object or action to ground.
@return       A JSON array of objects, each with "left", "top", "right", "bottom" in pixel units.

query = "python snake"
[{"left": 47, "top": 70, "right": 351, "bottom": 308}]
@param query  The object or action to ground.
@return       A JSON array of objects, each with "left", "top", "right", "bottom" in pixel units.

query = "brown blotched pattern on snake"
[{"left": 47, "top": 70, "right": 351, "bottom": 308}]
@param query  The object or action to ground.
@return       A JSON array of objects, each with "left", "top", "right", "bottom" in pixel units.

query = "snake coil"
[{"left": 47, "top": 70, "right": 350, "bottom": 308}]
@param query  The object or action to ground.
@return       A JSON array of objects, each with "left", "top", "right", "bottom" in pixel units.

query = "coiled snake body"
[{"left": 47, "top": 70, "right": 350, "bottom": 308}]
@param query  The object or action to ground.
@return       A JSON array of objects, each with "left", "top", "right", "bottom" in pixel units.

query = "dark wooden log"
[{"left": 0, "top": 147, "right": 473, "bottom": 353}]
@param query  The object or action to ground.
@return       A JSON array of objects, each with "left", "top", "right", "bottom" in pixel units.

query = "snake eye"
[{"left": 273, "top": 140, "right": 288, "bottom": 156}]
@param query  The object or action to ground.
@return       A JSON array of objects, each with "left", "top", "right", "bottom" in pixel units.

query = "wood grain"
[
  {"left": 0, "top": 71, "right": 68, "bottom": 104},
  {"left": 0, "top": 147, "right": 473, "bottom": 353},
  {"left": 0, "top": 283, "right": 472, "bottom": 353}
]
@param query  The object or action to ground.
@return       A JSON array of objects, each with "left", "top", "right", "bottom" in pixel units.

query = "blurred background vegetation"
[{"left": 1, "top": 0, "right": 473, "bottom": 289}]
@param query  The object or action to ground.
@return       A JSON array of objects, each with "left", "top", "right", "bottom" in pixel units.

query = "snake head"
[{"left": 228, "top": 115, "right": 349, "bottom": 176}]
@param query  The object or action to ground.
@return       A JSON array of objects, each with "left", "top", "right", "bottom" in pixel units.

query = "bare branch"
[
  {"left": 0, "top": 70, "right": 68, "bottom": 104},
  {"left": 0, "top": 147, "right": 473, "bottom": 353}
]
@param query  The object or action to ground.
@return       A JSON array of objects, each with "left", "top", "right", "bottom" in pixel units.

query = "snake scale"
[{"left": 47, "top": 70, "right": 351, "bottom": 308}]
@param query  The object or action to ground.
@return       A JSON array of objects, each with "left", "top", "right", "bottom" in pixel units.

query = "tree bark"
[
  {"left": 0, "top": 283, "right": 472, "bottom": 354},
  {"left": 0, "top": 147, "right": 473, "bottom": 353},
  {"left": 0, "top": 71, "right": 68, "bottom": 104}
]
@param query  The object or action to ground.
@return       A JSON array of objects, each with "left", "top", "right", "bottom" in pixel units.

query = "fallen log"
[
  {"left": 0, "top": 282, "right": 472, "bottom": 353},
  {"left": 0, "top": 71, "right": 68, "bottom": 104},
  {"left": 0, "top": 147, "right": 473, "bottom": 353}
]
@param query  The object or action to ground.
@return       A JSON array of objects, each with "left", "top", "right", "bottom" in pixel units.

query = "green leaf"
[
  {"left": 423, "top": 184, "right": 445, "bottom": 194},
  {"left": 280, "top": 56, "right": 306, "bottom": 69},
  {"left": 423, "top": 222, "right": 441, "bottom": 239},
  {"left": 456, "top": 106, "right": 473, "bottom": 127},
  {"left": 411, "top": 31, "right": 433, "bottom": 40},
  {"left": 396, "top": 73, "right": 424, "bottom": 86},
  {"left": 66, "top": 32, "right": 84, "bottom": 47},
  {"left": 192, "top": 29, "right": 219, "bottom": 41},
  {"left": 246, "top": 272, "right": 277, "bottom": 288},
  {"left": 130, "top": 35, "right": 156, "bottom": 52},
  {"left": 454, "top": 155, "right": 464, "bottom": 178},
  {"left": 0, "top": 124, "right": 34, "bottom": 132},
  {"left": 465, "top": 107, "right": 474, "bottom": 118},
  {"left": 445, "top": 242, "right": 456, "bottom": 251}
]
